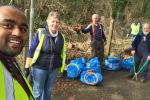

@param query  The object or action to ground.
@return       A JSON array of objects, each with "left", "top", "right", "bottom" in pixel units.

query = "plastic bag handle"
[
  {"left": 123, "top": 55, "right": 132, "bottom": 58},
  {"left": 67, "top": 63, "right": 80, "bottom": 74},
  {"left": 87, "top": 70, "right": 92, "bottom": 72},
  {"left": 84, "top": 72, "right": 98, "bottom": 85},
  {"left": 123, "top": 55, "right": 133, "bottom": 61}
]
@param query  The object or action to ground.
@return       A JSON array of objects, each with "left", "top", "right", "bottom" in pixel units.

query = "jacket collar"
[{"left": 45, "top": 25, "right": 61, "bottom": 37}]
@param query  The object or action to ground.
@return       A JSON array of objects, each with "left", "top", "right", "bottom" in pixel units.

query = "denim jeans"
[{"left": 31, "top": 66, "right": 58, "bottom": 100}]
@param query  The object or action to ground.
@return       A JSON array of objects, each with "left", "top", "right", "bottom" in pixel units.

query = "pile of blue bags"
[
  {"left": 121, "top": 55, "right": 133, "bottom": 70},
  {"left": 66, "top": 57, "right": 103, "bottom": 85},
  {"left": 105, "top": 56, "right": 121, "bottom": 71}
]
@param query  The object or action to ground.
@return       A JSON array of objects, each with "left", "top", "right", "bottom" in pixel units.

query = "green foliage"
[
  {"left": 111, "top": 0, "right": 128, "bottom": 19},
  {"left": 60, "top": 0, "right": 95, "bottom": 26},
  {"left": 142, "top": 0, "right": 148, "bottom": 13},
  {"left": 137, "top": 0, "right": 150, "bottom": 19},
  {"left": 0, "top": 0, "right": 10, "bottom": 5}
]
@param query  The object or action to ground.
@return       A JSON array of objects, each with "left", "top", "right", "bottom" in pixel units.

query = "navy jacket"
[
  {"left": 81, "top": 23, "right": 106, "bottom": 41},
  {"left": 132, "top": 31, "right": 150, "bottom": 55}
]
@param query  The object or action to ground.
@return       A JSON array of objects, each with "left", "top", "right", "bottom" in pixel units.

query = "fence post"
[
  {"left": 106, "top": 18, "right": 114, "bottom": 57},
  {"left": 26, "top": 0, "right": 35, "bottom": 83}
]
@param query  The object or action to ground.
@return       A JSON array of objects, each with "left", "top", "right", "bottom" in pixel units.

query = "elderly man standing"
[
  {"left": 126, "top": 20, "right": 142, "bottom": 42},
  {"left": 0, "top": 5, "right": 34, "bottom": 99},
  {"left": 125, "top": 23, "right": 150, "bottom": 83},
  {"left": 77, "top": 14, "right": 107, "bottom": 65}
]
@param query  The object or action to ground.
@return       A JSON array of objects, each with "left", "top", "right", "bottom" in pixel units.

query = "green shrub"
[{"left": 111, "top": 0, "right": 128, "bottom": 19}]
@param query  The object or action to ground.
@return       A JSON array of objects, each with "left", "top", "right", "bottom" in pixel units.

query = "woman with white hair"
[{"left": 24, "top": 12, "right": 66, "bottom": 100}]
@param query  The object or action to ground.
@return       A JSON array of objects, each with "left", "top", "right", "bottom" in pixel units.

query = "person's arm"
[
  {"left": 25, "top": 58, "right": 32, "bottom": 68},
  {"left": 101, "top": 24, "right": 106, "bottom": 42},
  {"left": 24, "top": 32, "right": 40, "bottom": 77},
  {"left": 131, "top": 34, "right": 139, "bottom": 56},
  {"left": 128, "top": 27, "right": 132, "bottom": 35},
  {"left": 25, "top": 32, "right": 40, "bottom": 68},
  {"left": 81, "top": 24, "right": 92, "bottom": 33},
  {"left": 126, "top": 27, "right": 132, "bottom": 37},
  {"left": 148, "top": 36, "right": 150, "bottom": 60},
  {"left": 132, "top": 33, "right": 141, "bottom": 51}
]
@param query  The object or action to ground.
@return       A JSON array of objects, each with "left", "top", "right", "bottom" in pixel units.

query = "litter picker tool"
[{"left": 132, "top": 56, "right": 149, "bottom": 81}]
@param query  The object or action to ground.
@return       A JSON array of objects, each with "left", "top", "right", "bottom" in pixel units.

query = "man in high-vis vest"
[
  {"left": 77, "top": 14, "right": 107, "bottom": 65},
  {"left": 126, "top": 20, "right": 142, "bottom": 42},
  {"left": 0, "top": 5, "right": 34, "bottom": 100}
]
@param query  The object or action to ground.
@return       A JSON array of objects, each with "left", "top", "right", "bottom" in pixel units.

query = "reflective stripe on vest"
[
  {"left": 0, "top": 61, "right": 34, "bottom": 100},
  {"left": 0, "top": 61, "right": 6, "bottom": 100},
  {"left": 60, "top": 33, "right": 66, "bottom": 72},
  {"left": 30, "top": 28, "right": 66, "bottom": 72},
  {"left": 91, "top": 23, "right": 102, "bottom": 40},
  {"left": 30, "top": 28, "right": 45, "bottom": 66},
  {"left": 131, "top": 23, "right": 140, "bottom": 35}
]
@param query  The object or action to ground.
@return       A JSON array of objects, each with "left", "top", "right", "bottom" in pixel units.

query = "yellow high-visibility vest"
[
  {"left": 131, "top": 23, "right": 140, "bottom": 35},
  {"left": 0, "top": 61, "right": 34, "bottom": 100}
]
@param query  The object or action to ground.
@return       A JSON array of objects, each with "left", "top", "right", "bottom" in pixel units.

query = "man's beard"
[
  {"left": 143, "top": 30, "right": 150, "bottom": 36},
  {"left": 0, "top": 37, "right": 23, "bottom": 57},
  {"left": 0, "top": 44, "right": 23, "bottom": 57}
]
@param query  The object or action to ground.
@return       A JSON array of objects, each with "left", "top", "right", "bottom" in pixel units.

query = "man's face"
[
  {"left": 143, "top": 24, "right": 150, "bottom": 36},
  {"left": 0, "top": 6, "right": 28, "bottom": 57},
  {"left": 134, "top": 23, "right": 137, "bottom": 25},
  {"left": 92, "top": 15, "right": 98, "bottom": 24}
]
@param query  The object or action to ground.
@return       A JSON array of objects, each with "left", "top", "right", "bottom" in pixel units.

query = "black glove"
[{"left": 23, "top": 68, "right": 29, "bottom": 78}]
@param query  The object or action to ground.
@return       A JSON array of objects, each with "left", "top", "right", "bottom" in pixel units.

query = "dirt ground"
[{"left": 51, "top": 65, "right": 150, "bottom": 100}]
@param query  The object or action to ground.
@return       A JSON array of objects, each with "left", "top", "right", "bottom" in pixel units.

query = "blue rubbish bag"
[
  {"left": 66, "top": 63, "right": 81, "bottom": 79},
  {"left": 86, "top": 64, "right": 101, "bottom": 74},
  {"left": 80, "top": 64, "right": 87, "bottom": 71},
  {"left": 70, "top": 57, "right": 86, "bottom": 72},
  {"left": 108, "top": 56, "right": 121, "bottom": 63},
  {"left": 80, "top": 70, "right": 103, "bottom": 85},
  {"left": 122, "top": 58, "right": 133, "bottom": 70},
  {"left": 105, "top": 59, "right": 120, "bottom": 71},
  {"left": 87, "top": 57, "right": 100, "bottom": 65},
  {"left": 86, "top": 57, "right": 101, "bottom": 74},
  {"left": 70, "top": 57, "right": 86, "bottom": 64}
]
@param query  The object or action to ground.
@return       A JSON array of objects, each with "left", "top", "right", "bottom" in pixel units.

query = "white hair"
[
  {"left": 92, "top": 14, "right": 99, "bottom": 18},
  {"left": 47, "top": 12, "right": 60, "bottom": 24},
  {"left": 143, "top": 23, "right": 150, "bottom": 28}
]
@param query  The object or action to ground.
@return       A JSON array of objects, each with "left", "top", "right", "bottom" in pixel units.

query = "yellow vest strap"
[{"left": 0, "top": 61, "right": 6, "bottom": 100}]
